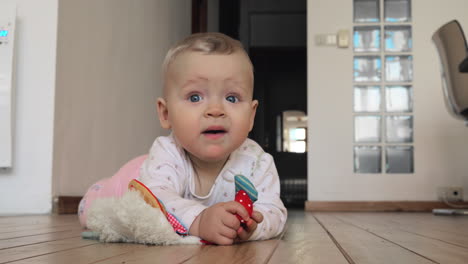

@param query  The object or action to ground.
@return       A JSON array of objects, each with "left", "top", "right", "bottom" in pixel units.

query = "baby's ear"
[
  {"left": 249, "top": 100, "right": 259, "bottom": 131},
  {"left": 157, "top": 98, "right": 171, "bottom": 129}
]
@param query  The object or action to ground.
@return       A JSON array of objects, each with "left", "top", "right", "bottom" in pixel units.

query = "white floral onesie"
[{"left": 138, "top": 134, "right": 287, "bottom": 241}]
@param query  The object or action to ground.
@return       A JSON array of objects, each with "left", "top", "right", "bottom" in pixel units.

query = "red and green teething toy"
[{"left": 233, "top": 175, "right": 258, "bottom": 226}]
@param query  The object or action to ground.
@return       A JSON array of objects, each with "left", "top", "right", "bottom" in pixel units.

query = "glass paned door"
[{"left": 353, "top": 0, "right": 413, "bottom": 174}]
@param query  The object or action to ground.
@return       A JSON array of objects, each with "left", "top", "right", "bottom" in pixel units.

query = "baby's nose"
[{"left": 205, "top": 102, "right": 225, "bottom": 118}]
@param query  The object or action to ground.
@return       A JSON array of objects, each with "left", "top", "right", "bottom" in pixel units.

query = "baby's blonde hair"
[{"left": 162, "top": 32, "right": 253, "bottom": 93}]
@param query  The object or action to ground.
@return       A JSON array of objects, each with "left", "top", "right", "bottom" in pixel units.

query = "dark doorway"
[
  {"left": 194, "top": 0, "right": 308, "bottom": 208},
  {"left": 249, "top": 47, "right": 307, "bottom": 208}
]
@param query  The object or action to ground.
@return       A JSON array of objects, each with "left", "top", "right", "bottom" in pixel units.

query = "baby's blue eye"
[
  {"left": 226, "top": 95, "right": 238, "bottom": 103},
  {"left": 189, "top": 94, "right": 202, "bottom": 102}
]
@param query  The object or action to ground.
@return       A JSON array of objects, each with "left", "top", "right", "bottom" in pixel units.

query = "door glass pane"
[
  {"left": 354, "top": 0, "right": 380, "bottom": 23},
  {"left": 280, "top": 110, "right": 307, "bottom": 153},
  {"left": 276, "top": 115, "right": 282, "bottom": 152},
  {"left": 355, "top": 115, "right": 381, "bottom": 143},
  {"left": 384, "top": 0, "right": 411, "bottom": 22},
  {"left": 385, "top": 55, "right": 413, "bottom": 82},
  {"left": 289, "top": 140, "right": 306, "bottom": 153},
  {"left": 354, "top": 56, "right": 382, "bottom": 82},
  {"left": 386, "top": 146, "right": 414, "bottom": 173},
  {"left": 385, "top": 85, "right": 413, "bottom": 112},
  {"left": 354, "top": 86, "right": 381, "bottom": 112},
  {"left": 354, "top": 146, "right": 382, "bottom": 173},
  {"left": 385, "top": 26, "right": 412, "bottom": 52},
  {"left": 354, "top": 26, "right": 380, "bottom": 52},
  {"left": 386, "top": 115, "right": 413, "bottom": 143}
]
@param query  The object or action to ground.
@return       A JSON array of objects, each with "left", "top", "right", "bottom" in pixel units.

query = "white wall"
[
  {"left": 0, "top": 0, "right": 58, "bottom": 214},
  {"left": 412, "top": 1, "right": 468, "bottom": 200},
  {"left": 53, "top": 0, "right": 191, "bottom": 197},
  {"left": 0, "top": 0, "right": 190, "bottom": 215},
  {"left": 308, "top": 0, "right": 468, "bottom": 201}
]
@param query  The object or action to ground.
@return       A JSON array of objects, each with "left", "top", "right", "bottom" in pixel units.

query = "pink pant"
[{"left": 78, "top": 155, "right": 148, "bottom": 227}]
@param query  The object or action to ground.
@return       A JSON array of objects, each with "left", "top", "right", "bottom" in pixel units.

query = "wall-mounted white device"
[{"left": 0, "top": 3, "right": 16, "bottom": 168}]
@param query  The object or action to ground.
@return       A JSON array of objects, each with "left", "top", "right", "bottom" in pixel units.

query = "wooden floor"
[{"left": 1, "top": 210, "right": 468, "bottom": 263}]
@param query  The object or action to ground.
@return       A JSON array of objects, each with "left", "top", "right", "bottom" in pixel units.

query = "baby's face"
[{"left": 160, "top": 51, "right": 257, "bottom": 163}]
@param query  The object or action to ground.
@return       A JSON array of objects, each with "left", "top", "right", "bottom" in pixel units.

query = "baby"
[{"left": 79, "top": 32, "right": 287, "bottom": 245}]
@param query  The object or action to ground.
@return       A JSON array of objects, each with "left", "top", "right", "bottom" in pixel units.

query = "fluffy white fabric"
[{"left": 86, "top": 190, "right": 201, "bottom": 245}]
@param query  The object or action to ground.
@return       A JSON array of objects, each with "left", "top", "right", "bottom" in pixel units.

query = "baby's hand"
[
  {"left": 193, "top": 201, "right": 250, "bottom": 245},
  {"left": 236, "top": 210, "right": 263, "bottom": 242}
]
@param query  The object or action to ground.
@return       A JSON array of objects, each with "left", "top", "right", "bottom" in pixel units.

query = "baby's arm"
[
  {"left": 138, "top": 137, "right": 213, "bottom": 233},
  {"left": 139, "top": 165, "right": 206, "bottom": 234},
  {"left": 247, "top": 153, "right": 288, "bottom": 241}
]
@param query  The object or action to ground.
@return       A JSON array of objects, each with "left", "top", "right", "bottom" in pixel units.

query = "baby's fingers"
[
  {"left": 251, "top": 211, "right": 264, "bottom": 223},
  {"left": 224, "top": 201, "right": 250, "bottom": 221},
  {"left": 246, "top": 218, "right": 258, "bottom": 232},
  {"left": 236, "top": 219, "right": 258, "bottom": 241},
  {"left": 236, "top": 226, "right": 249, "bottom": 241}
]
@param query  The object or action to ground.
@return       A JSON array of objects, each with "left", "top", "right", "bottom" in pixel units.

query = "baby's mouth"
[
  {"left": 204, "top": 130, "right": 225, "bottom": 134},
  {"left": 202, "top": 129, "right": 226, "bottom": 134},
  {"left": 202, "top": 126, "right": 227, "bottom": 136}
]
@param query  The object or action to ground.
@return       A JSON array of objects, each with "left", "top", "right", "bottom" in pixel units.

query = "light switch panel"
[{"left": 337, "top": 29, "right": 350, "bottom": 48}]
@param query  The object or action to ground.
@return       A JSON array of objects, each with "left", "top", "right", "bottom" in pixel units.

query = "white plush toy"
[
  {"left": 83, "top": 175, "right": 257, "bottom": 246},
  {"left": 82, "top": 179, "right": 201, "bottom": 245}
]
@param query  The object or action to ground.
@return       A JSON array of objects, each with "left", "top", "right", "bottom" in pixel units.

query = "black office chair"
[
  {"left": 433, "top": 20, "right": 468, "bottom": 123},
  {"left": 432, "top": 20, "right": 468, "bottom": 215}
]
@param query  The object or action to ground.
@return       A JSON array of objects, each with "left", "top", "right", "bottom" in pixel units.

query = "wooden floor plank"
[
  {"left": 334, "top": 213, "right": 468, "bottom": 264},
  {"left": 6, "top": 243, "right": 149, "bottom": 264},
  {"left": 0, "top": 230, "right": 82, "bottom": 250},
  {"left": 0, "top": 225, "right": 83, "bottom": 240},
  {"left": 0, "top": 215, "right": 77, "bottom": 227},
  {"left": 349, "top": 213, "right": 468, "bottom": 248},
  {"left": 314, "top": 213, "right": 434, "bottom": 264},
  {"left": 183, "top": 239, "right": 280, "bottom": 264},
  {"left": 92, "top": 244, "right": 202, "bottom": 264},
  {"left": 389, "top": 213, "right": 468, "bottom": 235},
  {"left": 0, "top": 237, "right": 97, "bottom": 263},
  {"left": 0, "top": 223, "right": 80, "bottom": 234},
  {"left": 268, "top": 211, "right": 348, "bottom": 264}
]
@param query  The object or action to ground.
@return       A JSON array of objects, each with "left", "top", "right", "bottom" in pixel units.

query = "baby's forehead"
[
  {"left": 166, "top": 50, "right": 253, "bottom": 81},
  {"left": 163, "top": 55, "right": 253, "bottom": 95},
  {"left": 172, "top": 50, "right": 252, "bottom": 68}
]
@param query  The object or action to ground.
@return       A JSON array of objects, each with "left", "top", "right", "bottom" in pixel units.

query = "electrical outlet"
[{"left": 437, "top": 187, "right": 464, "bottom": 202}]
